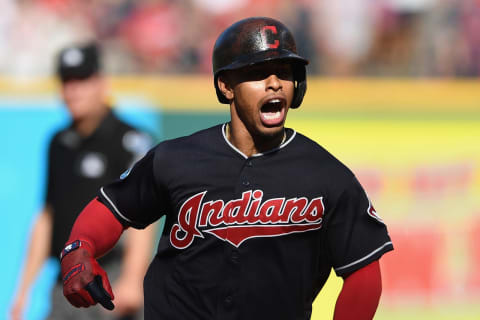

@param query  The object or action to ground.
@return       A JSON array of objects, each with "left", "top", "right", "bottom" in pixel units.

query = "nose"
[
  {"left": 63, "top": 81, "right": 80, "bottom": 94},
  {"left": 265, "top": 74, "right": 282, "bottom": 91}
]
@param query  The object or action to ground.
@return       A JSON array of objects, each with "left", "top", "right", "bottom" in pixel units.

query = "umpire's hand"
[{"left": 60, "top": 240, "right": 115, "bottom": 310}]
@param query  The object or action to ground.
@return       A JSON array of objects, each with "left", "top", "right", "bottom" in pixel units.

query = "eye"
[
  {"left": 233, "top": 63, "right": 293, "bottom": 83},
  {"left": 253, "top": 65, "right": 292, "bottom": 80},
  {"left": 276, "top": 67, "right": 293, "bottom": 80}
]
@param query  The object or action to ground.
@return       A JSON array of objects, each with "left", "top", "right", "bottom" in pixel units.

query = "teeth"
[
  {"left": 268, "top": 99, "right": 281, "bottom": 104},
  {"left": 263, "top": 111, "right": 281, "bottom": 120}
]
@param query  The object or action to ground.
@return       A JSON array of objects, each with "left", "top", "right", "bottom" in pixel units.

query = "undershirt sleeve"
[
  {"left": 326, "top": 176, "right": 394, "bottom": 277},
  {"left": 98, "top": 148, "right": 167, "bottom": 229}
]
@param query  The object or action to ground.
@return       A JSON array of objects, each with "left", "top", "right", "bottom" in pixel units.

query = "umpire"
[{"left": 11, "top": 42, "right": 156, "bottom": 320}]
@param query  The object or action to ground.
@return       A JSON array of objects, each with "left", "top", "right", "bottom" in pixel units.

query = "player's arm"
[
  {"left": 112, "top": 223, "right": 157, "bottom": 314},
  {"left": 10, "top": 206, "right": 53, "bottom": 320},
  {"left": 62, "top": 148, "right": 163, "bottom": 310},
  {"left": 60, "top": 198, "right": 126, "bottom": 310},
  {"left": 333, "top": 260, "right": 382, "bottom": 320}
]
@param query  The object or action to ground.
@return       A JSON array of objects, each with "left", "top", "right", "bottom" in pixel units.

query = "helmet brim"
[
  {"left": 217, "top": 49, "right": 308, "bottom": 74},
  {"left": 214, "top": 49, "right": 308, "bottom": 104}
]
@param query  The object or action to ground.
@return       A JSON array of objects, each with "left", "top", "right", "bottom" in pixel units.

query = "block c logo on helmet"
[{"left": 261, "top": 25, "right": 279, "bottom": 49}]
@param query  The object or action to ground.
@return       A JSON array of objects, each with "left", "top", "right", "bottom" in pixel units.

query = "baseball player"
[{"left": 59, "top": 17, "right": 393, "bottom": 319}]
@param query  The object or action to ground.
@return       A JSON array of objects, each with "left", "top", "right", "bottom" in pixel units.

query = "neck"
[
  {"left": 226, "top": 122, "right": 286, "bottom": 157},
  {"left": 74, "top": 107, "right": 109, "bottom": 137}
]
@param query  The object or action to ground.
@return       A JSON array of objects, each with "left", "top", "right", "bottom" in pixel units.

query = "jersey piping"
[
  {"left": 221, "top": 123, "right": 296, "bottom": 159},
  {"left": 100, "top": 187, "right": 136, "bottom": 225},
  {"left": 334, "top": 241, "right": 393, "bottom": 272}
]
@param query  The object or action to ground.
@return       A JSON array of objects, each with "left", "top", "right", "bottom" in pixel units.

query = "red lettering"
[
  {"left": 170, "top": 192, "right": 205, "bottom": 249},
  {"left": 200, "top": 200, "right": 223, "bottom": 226},
  {"left": 303, "top": 197, "right": 324, "bottom": 223},
  {"left": 258, "top": 198, "right": 284, "bottom": 223},
  {"left": 246, "top": 190, "right": 263, "bottom": 223},
  {"left": 171, "top": 190, "right": 325, "bottom": 249},
  {"left": 209, "top": 203, "right": 226, "bottom": 226},
  {"left": 226, "top": 191, "right": 251, "bottom": 224},
  {"left": 284, "top": 198, "right": 308, "bottom": 223}
]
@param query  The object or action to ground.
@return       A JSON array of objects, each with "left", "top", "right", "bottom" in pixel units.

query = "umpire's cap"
[
  {"left": 57, "top": 42, "right": 101, "bottom": 82},
  {"left": 212, "top": 17, "right": 308, "bottom": 109}
]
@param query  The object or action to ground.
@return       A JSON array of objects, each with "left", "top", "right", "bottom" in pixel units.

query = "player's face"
[
  {"left": 61, "top": 75, "right": 107, "bottom": 122},
  {"left": 222, "top": 60, "right": 295, "bottom": 139}
]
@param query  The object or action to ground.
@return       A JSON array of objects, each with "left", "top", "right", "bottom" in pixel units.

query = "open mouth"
[{"left": 260, "top": 98, "right": 286, "bottom": 126}]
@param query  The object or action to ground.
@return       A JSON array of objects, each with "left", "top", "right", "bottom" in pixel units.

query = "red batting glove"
[{"left": 60, "top": 240, "right": 115, "bottom": 310}]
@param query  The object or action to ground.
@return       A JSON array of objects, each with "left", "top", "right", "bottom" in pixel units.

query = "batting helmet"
[{"left": 212, "top": 17, "right": 309, "bottom": 109}]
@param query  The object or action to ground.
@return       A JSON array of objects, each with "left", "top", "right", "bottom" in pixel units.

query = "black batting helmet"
[{"left": 212, "top": 17, "right": 309, "bottom": 109}]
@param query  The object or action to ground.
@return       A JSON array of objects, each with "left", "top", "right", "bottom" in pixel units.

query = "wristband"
[{"left": 60, "top": 240, "right": 82, "bottom": 261}]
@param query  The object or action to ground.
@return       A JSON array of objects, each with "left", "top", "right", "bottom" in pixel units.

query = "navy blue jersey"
[{"left": 98, "top": 124, "right": 393, "bottom": 320}]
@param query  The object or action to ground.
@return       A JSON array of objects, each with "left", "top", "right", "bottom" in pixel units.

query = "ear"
[{"left": 217, "top": 75, "right": 234, "bottom": 101}]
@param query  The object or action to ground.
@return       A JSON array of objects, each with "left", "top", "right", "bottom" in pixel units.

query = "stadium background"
[{"left": 1, "top": 0, "right": 480, "bottom": 319}]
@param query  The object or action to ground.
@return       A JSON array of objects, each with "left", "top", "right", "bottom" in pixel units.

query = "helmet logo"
[{"left": 261, "top": 25, "right": 279, "bottom": 49}]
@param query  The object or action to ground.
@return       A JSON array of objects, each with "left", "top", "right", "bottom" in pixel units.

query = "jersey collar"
[{"left": 221, "top": 123, "right": 296, "bottom": 159}]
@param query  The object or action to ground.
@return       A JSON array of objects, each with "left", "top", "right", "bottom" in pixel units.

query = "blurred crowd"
[{"left": 1, "top": 0, "right": 480, "bottom": 78}]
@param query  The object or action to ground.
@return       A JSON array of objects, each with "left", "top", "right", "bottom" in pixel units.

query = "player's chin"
[{"left": 256, "top": 122, "right": 285, "bottom": 140}]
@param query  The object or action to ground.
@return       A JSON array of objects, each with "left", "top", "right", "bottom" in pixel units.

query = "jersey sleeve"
[
  {"left": 97, "top": 148, "right": 167, "bottom": 229},
  {"left": 326, "top": 176, "right": 393, "bottom": 277}
]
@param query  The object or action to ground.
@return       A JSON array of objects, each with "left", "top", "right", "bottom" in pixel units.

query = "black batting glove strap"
[{"left": 85, "top": 275, "right": 115, "bottom": 310}]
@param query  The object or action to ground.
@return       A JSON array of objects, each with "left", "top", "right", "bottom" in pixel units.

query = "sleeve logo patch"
[
  {"left": 367, "top": 197, "right": 384, "bottom": 224},
  {"left": 120, "top": 167, "right": 131, "bottom": 180}
]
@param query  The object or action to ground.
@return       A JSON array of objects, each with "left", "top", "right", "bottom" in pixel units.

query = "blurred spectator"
[
  {"left": 0, "top": 0, "right": 16, "bottom": 66},
  {"left": 312, "top": 0, "right": 377, "bottom": 76},
  {"left": 366, "top": 0, "right": 435, "bottom": 76},
  {"left": 0, "top": 0, "right": 92, "bottom": 80},
  {"left": 117, "top": 0, "right": 184, "bottom": 72},
  {"left": 460, "top": 0, "right": 480, "bottom": 76},
  {"left": 1, "top": 0, "right": 480, "bottom": 77},
  {"left": 193, "top": 0, "right": 248, "bottom": 16},
  {"left": 415, "top": 0, "right": 464, "bottom": 76},
  {"left": 413, "top": 0, "right": 480, "bottom": 77}
]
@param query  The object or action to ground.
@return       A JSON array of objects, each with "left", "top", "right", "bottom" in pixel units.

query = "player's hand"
[{"left": 60, "top": 240, "right": 115, "bottom": 310}]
